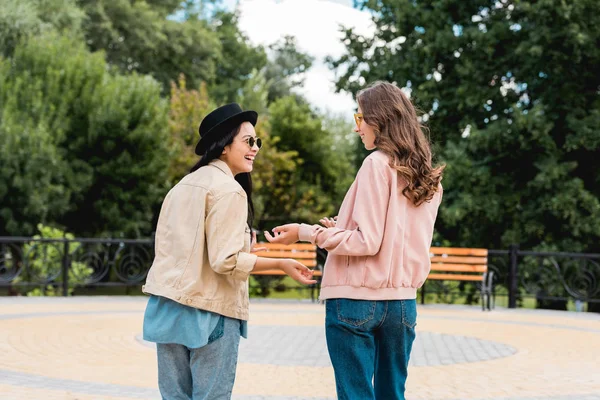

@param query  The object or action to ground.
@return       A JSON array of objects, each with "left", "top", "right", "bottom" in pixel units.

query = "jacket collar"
[{"left": 209, "top": 159, "right": 234, "bottom": 178}]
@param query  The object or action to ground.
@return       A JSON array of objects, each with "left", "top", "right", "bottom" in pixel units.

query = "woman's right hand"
[
  {"left": 264, "top": 223, "right": 300, "bottom": 245},
  {"left": 279, "top": 259, "right": 317, "bottom": 285}
]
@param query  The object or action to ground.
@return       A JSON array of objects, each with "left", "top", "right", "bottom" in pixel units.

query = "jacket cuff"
[
  {"left": 232, "top": 252, "right": 258, "bottom": 281},
  {"left": 298, "top": 223, "right": 316, "bottom": 243}
]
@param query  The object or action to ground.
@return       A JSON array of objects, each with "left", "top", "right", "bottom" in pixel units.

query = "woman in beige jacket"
[{"left": 142, "top": 103, "right": 315, "bottom": 400}]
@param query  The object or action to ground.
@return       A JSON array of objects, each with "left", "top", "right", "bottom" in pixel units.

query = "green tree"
[
  {"left": 322, "top": 113, "right": 361, "bottom": 178},
  {"left": 263, "top": 36, "right": 315, "bottom": 103},
  {"left": 78, "top": 0, "right": 221, "bottom": 92},
  {"left": 331, "top": 0, "right": 600, "bottom": 253},
  {"left": 0, "top": 87, "right": 74, "bottom": 236},
  {"left": 268, "top": 96, "right": 357, "bottom": 222},
  {"left": 167, "top": 75, "right": 215, "bottom": 183},
  {"left": 233, "top": 70, "right": 300, "bottom": 229},
  {"left": 0, "top": 0, "right": 84, "bottom": 57},
  {"left": 0, "top": 33, "right": 170, "bottom": 237},
  {"left": 236, "top": 68, "right": 270, "bottom": 116},
  {"left": 209, "top": 10, "right": 268, "bottom": 103}
]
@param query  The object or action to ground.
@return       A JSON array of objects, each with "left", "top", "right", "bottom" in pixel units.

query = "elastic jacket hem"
[{"left": 319, "top": 285, "right": 417, "bottom": 301}]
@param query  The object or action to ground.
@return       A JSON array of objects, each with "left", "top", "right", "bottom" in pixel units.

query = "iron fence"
[
  {"left": 0, "top": 237, "right": 154, "bottom": 295},
  {"left": 1, "top": 236, "right": 599, "bottom": 308},
  {"left": 420, "top": 247, "right": 600, "bottom": 309},
  {"left": 0, "top": 236, "right": 326, "bottom": 298}
]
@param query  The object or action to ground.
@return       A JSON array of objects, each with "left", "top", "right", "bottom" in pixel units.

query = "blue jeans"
[
  {"left": 156, "top": 316, "right": 241, "bottom": 400},
  {"left": 325, "top": 299, "right": 417, "bottom": 400}
]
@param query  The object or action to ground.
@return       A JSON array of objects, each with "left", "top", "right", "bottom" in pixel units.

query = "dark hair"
[{"left": 190, "top": 125, "right": 255, "bottom": 229}]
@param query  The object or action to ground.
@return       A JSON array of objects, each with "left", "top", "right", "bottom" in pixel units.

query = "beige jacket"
[{"left": 142, "top": 159, "right": 257, "bottom": 320}]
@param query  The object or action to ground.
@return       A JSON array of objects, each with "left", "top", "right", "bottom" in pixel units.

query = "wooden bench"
[
  {"left": 251, "top": 243, "right": 322, "bottom": 301},
  {"left": 422, "top": 247, "right": 493, "bottom": 310}
]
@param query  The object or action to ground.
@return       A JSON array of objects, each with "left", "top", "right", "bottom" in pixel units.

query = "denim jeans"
[
  {"left": 325, "top": 299, "right": 417, "bottom": 400},
  {"left": 156, "top": 316, "right": 241, "bottom": 400}
]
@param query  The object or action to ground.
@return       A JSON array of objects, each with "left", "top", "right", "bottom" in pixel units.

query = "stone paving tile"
[
  {"left": 460, "top": 397, "right": 600, "bottom": 400},
  {"left": 0, "top": 297, "right": 599, "bottom": 400},
  {"left": 0, "top": 384, "right": 141, "bottom": 400},
  {"left": 141, "top": 326, "right": 518, "bottom": 367},
  {"left": 0, "top": 370, "right": 159, "bottom": 399}
]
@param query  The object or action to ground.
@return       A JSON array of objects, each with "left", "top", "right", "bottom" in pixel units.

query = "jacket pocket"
[{"left": 335, "top": 299, "right": 376, "bottom": 326}]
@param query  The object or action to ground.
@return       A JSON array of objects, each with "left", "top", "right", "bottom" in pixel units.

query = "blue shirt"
[{"left": 143, "top": 295, "right": 247, "bottom": 349}]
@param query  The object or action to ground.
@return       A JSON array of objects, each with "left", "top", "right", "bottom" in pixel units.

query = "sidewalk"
[{"left": 0, "top": 297, "right": 599, "bottom": 399}]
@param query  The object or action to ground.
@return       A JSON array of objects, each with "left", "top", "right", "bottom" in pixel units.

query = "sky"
[{"left": 222, "top": 0, "right": 375, "bottom": 118}]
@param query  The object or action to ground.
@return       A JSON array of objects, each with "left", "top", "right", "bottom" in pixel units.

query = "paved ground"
[{"left": 0, "top": 297, "right": 599, "bottom": 400}]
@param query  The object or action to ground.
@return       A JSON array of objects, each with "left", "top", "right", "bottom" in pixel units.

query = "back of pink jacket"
[{"left": 298, "top": 151, "right": 443, "bottom": 301}]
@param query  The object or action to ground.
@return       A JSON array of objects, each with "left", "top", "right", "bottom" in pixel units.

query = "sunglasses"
[
  {"left": 244, "top": 136, "right": 262, "bottom": 149},
  {"left": 354, "top": 113, "right": 364, "bottom": 127}
]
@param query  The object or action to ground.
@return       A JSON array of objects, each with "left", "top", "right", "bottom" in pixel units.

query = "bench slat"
[
  {"left": 252, "top": 269, "right": 323, "bottom": 277},
  {"left": 430, "top": 264, "right": 487, "bottom": 273},
  {"left": 257, "top": 243, "right": 316, "bottom": 251},
  {"left": 251, "top": 259, "right": 317, "bottom": 267},
  {"left": 430, "top": 247, "right": 488, "bottom": 257},
  {"left": 428, "top": 273, "right": 484, "bottom": 281},
  {"left": 299, "top": 259, "right": 317, "bottom": 267},
  {"left": 430, "top": 256, "right": 487, "bottom": 264},
  {"left": 252, "top": 244, "right": 490, "bottom": 283},
  {"left": 253, "top": 251, "right": 316, "bottom": 259}
]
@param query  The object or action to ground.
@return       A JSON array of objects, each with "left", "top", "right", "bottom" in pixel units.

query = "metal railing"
[
  {"left": 1, "top": 236, "right": 599, "bottom": 307},
  {"left": 498, "top": 246, "right": 600, "bottom": 307},
  {"left": 0, "top": 237, "right": 153, "bottom": 295}
]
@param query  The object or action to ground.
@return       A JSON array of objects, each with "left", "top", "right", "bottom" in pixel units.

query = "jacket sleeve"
[
  {"left": 205, "top": 190, "right": 257, "bottom": 280},
  {"left": 298, "top": 157, "right": 391, "bottom": 256}
]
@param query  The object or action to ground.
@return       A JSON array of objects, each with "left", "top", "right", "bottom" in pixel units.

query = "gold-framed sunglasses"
[
  {"left": 244, "top": 136, "right": 262, "bottom": 149},
  {"left": 354, "top": 113, "right": 364, "bottom": 127}
]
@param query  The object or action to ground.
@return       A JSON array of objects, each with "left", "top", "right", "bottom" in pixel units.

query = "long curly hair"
[{"left": 357, "top": 81, "right": 444, "bottom": 206}]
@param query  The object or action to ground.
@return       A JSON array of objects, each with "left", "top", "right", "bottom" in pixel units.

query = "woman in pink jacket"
[{"left": 265, "top": 81, "right": 445, "bottom": 400}]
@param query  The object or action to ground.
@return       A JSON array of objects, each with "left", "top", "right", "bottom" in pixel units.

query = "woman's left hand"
[
  {"left": 264, "top": 223, "right": 300, "bottom": 245},
  {"left": 319, "top": 216, "right": 337, "bottom": 228}
]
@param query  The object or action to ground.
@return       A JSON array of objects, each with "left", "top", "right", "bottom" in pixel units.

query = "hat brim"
[{"left": 195, "top": 110, "right": 258, "bottom": 155}]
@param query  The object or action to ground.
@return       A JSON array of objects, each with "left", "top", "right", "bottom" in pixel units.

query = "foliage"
[
  {"left": 332, "top": 0, "right": 600, "bottom": 253},
  {"left": 269, "top": 96, "right": 357, "bottom": 220},
  {"left": 251, "top": 120, "right": 302, "bottom": 230},
  {"left": 209, "top": 10, "right": 268, "bottom": 103},
  {"left": 77, "top": 0, "right": 221, "bottom": 92},
  {"left": 263, "top": 36, "right": 315, "bottom": 103},
  {"left": 0, "top": 0, "right": 84, "bottom": 57},
  {"left": 0, "top": 33, "right": 170, "bottom": 237},
  {"left": 16, "top": 224, "right": 92, "bottom": 296},
  {"left": 167, "top": 75, "right": 215, "bottom": 183},
  {"left": 236, "top": 68, "right": 270, "bottom": 116}
]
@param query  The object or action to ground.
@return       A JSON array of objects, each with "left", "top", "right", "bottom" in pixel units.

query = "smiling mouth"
[{"left": 244, "top": 156, "right": 254, "bottom": 162}]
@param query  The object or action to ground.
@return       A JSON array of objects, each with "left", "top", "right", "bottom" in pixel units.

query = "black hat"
[{"left": 195, "top": 103, "right": 258, "bottom": 155}]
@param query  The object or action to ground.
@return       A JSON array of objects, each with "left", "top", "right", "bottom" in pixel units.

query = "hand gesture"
[
  {"left": 319, "top": 216, "right": 337, "bottom": 228},
  {"left": 250, "top": 231, "right": 267, "bottom": 253},
  {"left": 280, "top": 259, "right": 317, "bottom": 285},
  {"left": 264, "top": 223, "right": 300, "bottom": 245}
]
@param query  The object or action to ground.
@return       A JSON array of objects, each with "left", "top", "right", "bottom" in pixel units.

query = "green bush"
[{"left": 16, "top": 224, "right": 92, "bottom": 296}]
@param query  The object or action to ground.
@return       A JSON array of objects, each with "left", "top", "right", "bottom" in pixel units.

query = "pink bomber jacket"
[{"left": 298, "top": 151, "right": 443, "bottom": 301}]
